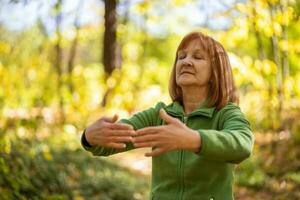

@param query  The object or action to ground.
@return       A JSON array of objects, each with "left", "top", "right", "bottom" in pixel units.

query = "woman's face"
[{"left": 175, "top": 39, "right": 212, "bottom": 88}]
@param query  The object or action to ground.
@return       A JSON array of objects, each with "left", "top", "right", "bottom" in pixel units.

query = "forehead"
[
  {"left": 178, "top": 39, "right": 208, "bottom": 56},
  {"left": 178, "top": 39, "right": 206, "bottom": 52}
]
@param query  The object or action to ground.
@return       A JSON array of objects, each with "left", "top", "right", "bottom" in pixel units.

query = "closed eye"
[
  {"left": 194, "top": 54, "right": 203, "bottom": 60},
  {"left": 178, "top": 54, "right": 186, "bottom": 60},
  {"left": 178, "top": 53, "right": 204, "bottom": 60}
]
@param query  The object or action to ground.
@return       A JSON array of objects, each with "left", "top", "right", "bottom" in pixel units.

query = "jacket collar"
[{"left": 165, "top": 100, "right": 216, "bottom": 118}]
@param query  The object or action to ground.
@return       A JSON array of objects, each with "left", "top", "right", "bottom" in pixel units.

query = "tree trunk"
[
  {"left": 54, "top": 0, "right": 65, "bottom": 122},
  {"left": 67, "top": 0, "right": 83, "bottom": 94},
  {"left": 250, "top": 0, "right": 277, "bottom": 128},
  {"left": 103, "top": 0, "right": 119, "bottom": 75},
  {"left": 101, "top": 0, "right": 121, "bottom": 107},
  {"left": 251, "top": 0, "right": 266, "bottom": 60},
  {"left": 280, "top": 0, "right": 289, "bottom": 79},
  {"left": 132, "top": 6, "right": 149, "bottom": 108},
  {"left": 268, "top": 1, "right": 283, "bottom": 128}
]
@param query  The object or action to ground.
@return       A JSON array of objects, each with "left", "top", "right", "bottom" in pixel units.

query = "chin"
[{"left": 177, "top": 79, "right": 196, "bottom": 86}]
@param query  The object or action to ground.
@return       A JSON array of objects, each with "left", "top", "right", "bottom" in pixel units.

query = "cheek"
[
  {"left": 175, "top": 63, "right": 180, "bottom": 73},
  {"left": 205, "top": 67, "right": 212, "bottom": 78},
  {"left": 196, "top": 63, "right": 212, "bottom": 81},
  {"left": 207, "top": 65, "right": 212, "bottom": 77},
  {"left": 202, "top": 62, "right": 211, "bottom": 74},
  {"left": 175, "top": 64, "right": 180, "bottom": 78}
]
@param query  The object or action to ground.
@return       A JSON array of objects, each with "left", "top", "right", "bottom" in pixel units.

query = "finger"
[
  {"left": 134, "top": 141, "right": 156, "bottom": 148},
  {"left": 110, "top": 136, "right": 133, "bottom": 143},
  {"left": 101, "top": 117, "right": 114, "bottom": 122},
  {"left": 107, "top": 123, "right": 134, "bottom": 130},
  {"left": 145, "top": 148, "right": 164, "bottom": 157},
  {"left": 133, "top": 134, "right": 157, "bottom": 143},
  {"left": 159, "top": 109, "right": 177, "bottom": 124},
  {"left": 106, "top": 142, "right": 126, "bottom": 149},
  {"left": 111, "top": 114, "right": 118, "bottom": 123},
  {"left": 107, "top": 130, "right": 136, "bottom": 136},
  {"left": 102, "top": 114, "right": 119, "bottom": 123},
  {"left": 136, "top": 127, "right": 160, "bottom": 136}
]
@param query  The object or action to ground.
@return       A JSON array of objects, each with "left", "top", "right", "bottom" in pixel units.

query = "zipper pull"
[{"left": 183, "top": 116, "right": 188, "bottom": 124}]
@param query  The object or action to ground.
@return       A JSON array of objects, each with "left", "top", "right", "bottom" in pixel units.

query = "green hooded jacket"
[{"left": 82, "top": 101, "right": 254, "bottom": 200}]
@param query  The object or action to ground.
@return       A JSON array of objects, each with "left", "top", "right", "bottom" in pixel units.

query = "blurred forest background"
[{"left": 1, "top": 0, "right": 300, "bottom": 199}]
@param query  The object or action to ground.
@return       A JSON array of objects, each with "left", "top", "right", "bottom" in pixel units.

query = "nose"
[{"left": 182, "top": 59, "right": 193, "bottom": 67}]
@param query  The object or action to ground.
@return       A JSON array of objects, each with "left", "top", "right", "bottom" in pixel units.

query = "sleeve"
[
  {"left": 81, "top": 129, "right": 92, "bottom": 147},
  {"left": 81, "top": 102, "right": 165, "bottom": 157},
  {"left": 197, "top": 104, "right": 255, "bottom": 164}
]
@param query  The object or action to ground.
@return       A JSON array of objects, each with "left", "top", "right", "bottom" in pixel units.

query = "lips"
[{"left": 180, "top": 71, "right": 194, "bottom": 75}]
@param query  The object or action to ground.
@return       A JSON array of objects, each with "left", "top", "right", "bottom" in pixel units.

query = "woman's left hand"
[{"left": 132, "top": 109, "right": 201, "bottom": 157}]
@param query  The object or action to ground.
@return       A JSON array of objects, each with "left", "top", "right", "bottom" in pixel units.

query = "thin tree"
[
  {"left": 54, "top": 0, "right": 65, "bottom": 122},
  {"left": 67, "top": 0, "right": 83, "bottom": 94},
  {"left": 101, "top": 0, "right": 121, "bottom": 107}
]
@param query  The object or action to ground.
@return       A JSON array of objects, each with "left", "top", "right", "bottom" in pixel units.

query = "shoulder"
[
  {"left": 217, "top": 102, "right": 249, "bottom": 123},
  {"left": 218, "top": 102, "right": 243, "bottom": 114}
]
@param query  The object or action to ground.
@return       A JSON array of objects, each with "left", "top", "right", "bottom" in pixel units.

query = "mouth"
[{"left": 180, "top": 71, "right": 194, "bottom": 75}]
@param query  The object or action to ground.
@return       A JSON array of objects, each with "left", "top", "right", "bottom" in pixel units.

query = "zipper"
[
  {"left": 178, "top": 115, "right": 188, "bottom": 200},
  {"left": 183, "top": 116, "right": 188, "bottom": 123}
]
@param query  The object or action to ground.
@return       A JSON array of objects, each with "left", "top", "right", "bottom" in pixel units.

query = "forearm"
[{"left": 196, "top": 128, "right": 254, "bottom": 163}]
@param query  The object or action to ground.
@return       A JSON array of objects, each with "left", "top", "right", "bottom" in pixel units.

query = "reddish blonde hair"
[{"left": 169, "top": 32, "right": 238, "bottom": 109}]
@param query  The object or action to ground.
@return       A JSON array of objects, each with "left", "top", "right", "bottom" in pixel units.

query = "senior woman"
[{"left": 81, "top": 32, "right": 254, "bottom": 200}]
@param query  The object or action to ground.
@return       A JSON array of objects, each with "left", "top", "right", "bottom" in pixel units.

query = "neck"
[{"left": 182, "top": 85, "right": 209, "bottom": 114}]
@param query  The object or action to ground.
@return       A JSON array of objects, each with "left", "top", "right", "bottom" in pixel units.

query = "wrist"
[
  {"left": 185, "top": 129, "right": 201, "bottom": 153},
  {"left": 85, "top": 128, "right": 96, "bottom": 146},
  {"left": 82, "top": 129, "right": 93, "bottom": 147}
]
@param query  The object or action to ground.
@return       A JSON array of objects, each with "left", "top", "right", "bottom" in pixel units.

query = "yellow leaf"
[
  {"left": 42, "top": 146, "right": 52, "bottom": 161},
  {"left": 74, "top": 196, "right": 85, "bottom": 200},
  {"left": 273, "top": 22, "right": 282, "bottom": 35},
  {"left": 262, "top": 60, "right": 277, "bottom": 75},
  {"left": 0, "top": 41, "right": 11, "bottom": 54},
  {"left": 279, "top": 40, "right": 288, "bottom": 51},
  {"left": 172, "top": 0, "right": 188, "bottom": 6},
  {"left": 134, "top": 1, "right": 150, "bottom": 14}
]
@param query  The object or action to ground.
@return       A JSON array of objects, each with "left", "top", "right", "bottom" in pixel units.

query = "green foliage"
[
  {"left": 235, "top": 157, "right": 267, "bottom": 188},
  {"left": 0, "top": 131, "right": 149, "bottom": 200},
  {"left": 1, "top": 0, "right": 300, "bottom": 198},
  {"left": 285, "top": 173, "right": 300, "bottom": 185}
]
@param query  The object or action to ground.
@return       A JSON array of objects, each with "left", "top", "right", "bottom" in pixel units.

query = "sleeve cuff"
[
  {"left": 81, "top": 129, "right": 92, "bottom": 148},
  {"left": 196, "top": 129, "right": 207, "bottom": 156}
]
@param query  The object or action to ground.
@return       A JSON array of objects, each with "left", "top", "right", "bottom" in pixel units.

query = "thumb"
[
  {"left": 102, "top": 114, "right": 119, "bottom": 123},
  {"left": 159, "top": 109, "right": 175, "bottom": 124}
]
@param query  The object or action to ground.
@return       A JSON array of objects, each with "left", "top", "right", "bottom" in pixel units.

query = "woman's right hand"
[{"left": 85, "top": 114, "right": 136, "bottom": 149}]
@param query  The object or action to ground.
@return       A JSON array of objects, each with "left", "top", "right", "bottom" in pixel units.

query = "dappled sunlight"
[{"left": 1, "top": 0, "right": 300, "bottom": 199}]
